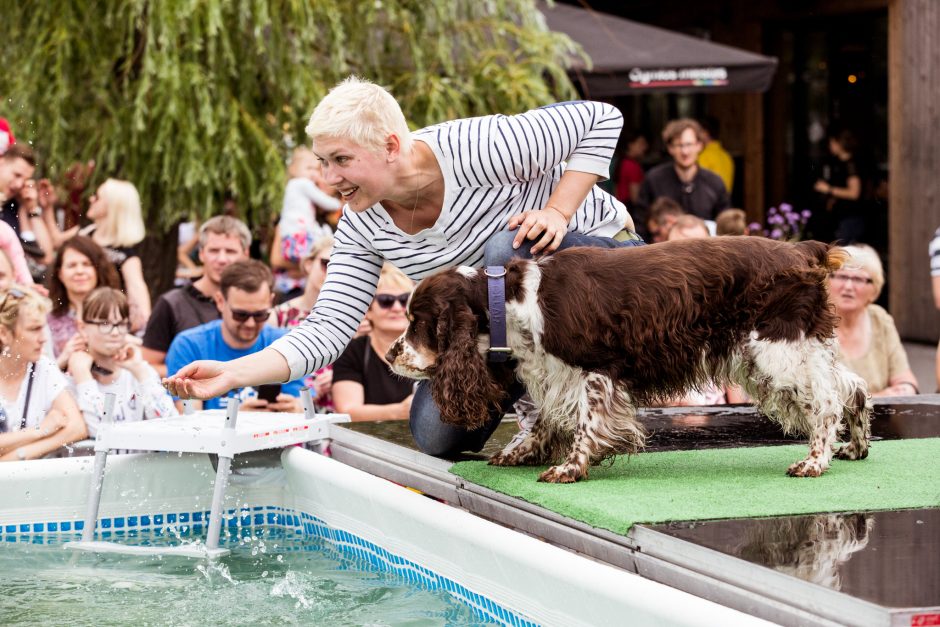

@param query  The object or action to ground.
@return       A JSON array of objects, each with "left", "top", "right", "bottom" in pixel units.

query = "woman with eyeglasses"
[
  {"left": 830, "top": 244, "right": 918, "bottom": 397},
  {"left": 0, "top": 286, "right": 87, "bottom": 461},
  {"left": 46, "top": 236, "right": 121, "bottom": 369},
  {"left": 331, "top": 265, "right": 415, "bottom": 421},
  {"left": 66, "top": 288, "right": 176, "bottom": 440}
]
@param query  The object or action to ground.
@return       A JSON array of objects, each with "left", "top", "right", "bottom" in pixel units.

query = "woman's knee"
[
  {"left": 484, "top": 231, "right": 532, "bottom": 267},
  {"left": 409, "top": 382, "right": 461, "bottom": 456}
]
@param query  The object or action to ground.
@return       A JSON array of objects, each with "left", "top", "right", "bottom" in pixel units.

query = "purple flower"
[
  {"left": 768, "top": 214, "right": 784, "bottom": 225},
  {"left": 770, "top": 228, "right": 784, "bottom": 240},
  {"left": 801, "top": 209, "right": 812, "bottom": 219},
  {"left": 747, "top": 222, "right": 762, "bottom": 232},
  {"left": 780, "top": 203, "right": 793, "bottom": 214}
]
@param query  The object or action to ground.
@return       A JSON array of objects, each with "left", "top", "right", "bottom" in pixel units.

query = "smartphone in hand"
[{"left": 256, "top": 383, "right": 282, "bottom": 403}]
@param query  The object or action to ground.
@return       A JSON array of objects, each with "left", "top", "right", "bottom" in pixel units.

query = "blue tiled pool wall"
[
  {"left": 1, "top": 505, "right": 538, "bottom": 627},
  {"left": 2, "top": 504, "right": 296, "bottom": 542}
]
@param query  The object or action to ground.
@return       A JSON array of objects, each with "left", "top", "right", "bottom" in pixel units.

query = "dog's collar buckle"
[{"left": 485, "top": 265, "right": 512, "bottom": 362}]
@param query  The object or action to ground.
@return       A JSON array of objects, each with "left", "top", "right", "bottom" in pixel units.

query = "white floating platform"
[
  {"left": 64, "top": 539, "right": 231, "bottom": 559},
  {"left": 92, "top": 410, "right": 349, "bottom": 457},
  {"left": 68, "top": 397, "right": 349, "bottom": 559}
]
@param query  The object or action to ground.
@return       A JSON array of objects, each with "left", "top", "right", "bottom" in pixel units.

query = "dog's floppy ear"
[{"left": 431, "top": 303, "right": 504, "bottom": 430}]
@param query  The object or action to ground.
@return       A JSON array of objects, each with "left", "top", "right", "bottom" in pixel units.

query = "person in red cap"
[{"left": 0, "top": 118, "right": 14, "bottom": 156}]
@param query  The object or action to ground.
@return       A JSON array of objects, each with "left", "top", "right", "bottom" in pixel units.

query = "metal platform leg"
[
  {"left": 80, "top": 394, "right": 117, "bottom": 542},
  {"left": 300, "top": 387, "right": 328, "bottom": 454},
  {"left": 300, "top": 387, "right": 315, "bottom": 419},
  {"left": 205, "top": 399, "right": 239, "bottom": 552}
]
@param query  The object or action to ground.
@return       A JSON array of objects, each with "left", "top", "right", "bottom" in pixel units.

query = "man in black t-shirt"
[
  {"left": 637, "top": 119, "right": 729, "bottom": 230},
  {"left": 142, "top": 216, "right": 251, "bottom": 376}
]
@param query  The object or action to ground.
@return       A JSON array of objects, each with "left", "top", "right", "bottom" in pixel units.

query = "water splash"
[{"left": 270, "top": 571, "right": 311, "bottom": 609}]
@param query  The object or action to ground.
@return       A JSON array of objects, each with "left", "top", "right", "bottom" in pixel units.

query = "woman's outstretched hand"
[
  {"left": 163, "top": 360, "right": 236, "bottom": 400},
  {"left": 508, "top": 206, "right": 569, "bottom": 255}
]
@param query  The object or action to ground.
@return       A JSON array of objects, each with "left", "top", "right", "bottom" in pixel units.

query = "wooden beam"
[{"left": 888, "top": 0, "right": 940, "bottom": 342}]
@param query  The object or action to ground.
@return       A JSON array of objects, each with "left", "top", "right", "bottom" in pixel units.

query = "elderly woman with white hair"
[
  {"left": 167, "top": 75, "right": 643, "bottom": 457},
  {"left": 830, "top": 244, "right": 918, "bottom": 396}
]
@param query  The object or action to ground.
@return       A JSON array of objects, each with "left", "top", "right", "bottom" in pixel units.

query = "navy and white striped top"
[{"left": 271, "top": 100, "right": 631, "bottom": 380}]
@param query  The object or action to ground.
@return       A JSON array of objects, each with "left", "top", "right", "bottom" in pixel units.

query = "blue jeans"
[{"left": 409, "top": 228, "right": 644, "bottom": 457}]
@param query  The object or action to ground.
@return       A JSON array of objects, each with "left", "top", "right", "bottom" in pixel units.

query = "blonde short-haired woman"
[{"left": 168, "top": 75, "right": 643, "bottom": 457}]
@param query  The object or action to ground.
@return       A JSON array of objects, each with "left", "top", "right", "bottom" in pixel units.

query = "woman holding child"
[{"left": 167, "top": 76, "right": 642, "bottom": 457}]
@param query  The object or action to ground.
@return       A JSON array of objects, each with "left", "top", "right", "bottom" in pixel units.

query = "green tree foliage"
[{"left": 1, "top": 0, "right": 582, "bottom": 231}]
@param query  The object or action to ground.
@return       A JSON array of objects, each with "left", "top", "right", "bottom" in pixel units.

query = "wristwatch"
[{"left": 28, "top": 211, "right": 41, "bottom": 219}]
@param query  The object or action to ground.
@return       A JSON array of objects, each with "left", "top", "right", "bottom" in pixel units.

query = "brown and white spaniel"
[{"left": 387, "top": 237, "right": 872, "bottom": 483}]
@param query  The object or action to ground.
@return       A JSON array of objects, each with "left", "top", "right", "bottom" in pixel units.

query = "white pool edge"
[{"left": 280, "top": 447, "right": 767, "bottom": 627}]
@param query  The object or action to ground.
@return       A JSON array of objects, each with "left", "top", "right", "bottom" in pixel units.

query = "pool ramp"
[{"left": 65, "top": 391, "right": 349, "bottom": 558}]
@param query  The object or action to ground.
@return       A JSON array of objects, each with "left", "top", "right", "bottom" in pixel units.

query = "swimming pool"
[{"left": 0, "top": 448, "right": 763, "bottom": 626}]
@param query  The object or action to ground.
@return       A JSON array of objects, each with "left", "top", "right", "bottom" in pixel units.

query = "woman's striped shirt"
[{"left": 270, "top": 100, "right": 630, "bottom": 380}]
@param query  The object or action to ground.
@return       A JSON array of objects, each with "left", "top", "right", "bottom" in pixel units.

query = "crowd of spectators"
[
  {"left": 0, "top": 122, "right": 394, "bottom": 461},
  {"left": 0, "top": 103, "right": 926, "bottom": 462}
]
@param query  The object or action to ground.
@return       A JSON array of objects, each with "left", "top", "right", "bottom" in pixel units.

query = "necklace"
[{"left": 409, "top": 165, "right": 421, "bottom": 233}]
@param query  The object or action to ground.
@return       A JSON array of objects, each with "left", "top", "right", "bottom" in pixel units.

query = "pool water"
[{"left": 0, "top": 528, "right": 491, "bottom": 626}]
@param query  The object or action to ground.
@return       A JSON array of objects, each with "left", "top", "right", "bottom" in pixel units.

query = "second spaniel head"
[{"left": 387, "top": 267, "right": 504, "bottom": 430}]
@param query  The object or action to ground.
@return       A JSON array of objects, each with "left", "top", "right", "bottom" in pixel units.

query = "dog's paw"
[
  {"left": 834, "top": 442, "right": 869, "bottom": 460},
  {"left": 538, "top": 463, "right": 586, "bottom": 483},
  {"left": 786, "top": 458, "right": 827, "bottom": 477},
  {"left": 488, "top": 451, "right": 517, "bottom": 466}
]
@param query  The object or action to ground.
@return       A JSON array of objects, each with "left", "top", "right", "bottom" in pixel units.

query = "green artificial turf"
[{"left": 450, "top": 439, "right": 940, "bottom": 536}]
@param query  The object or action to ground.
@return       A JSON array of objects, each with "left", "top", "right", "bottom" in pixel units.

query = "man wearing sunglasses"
[{"left": 165, "top": 260, "right": 303, "bottom": 412}]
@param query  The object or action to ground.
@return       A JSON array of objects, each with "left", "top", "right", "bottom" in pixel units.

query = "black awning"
[{"left": 539, "top": 2, "right": 778, "bottom": 95}]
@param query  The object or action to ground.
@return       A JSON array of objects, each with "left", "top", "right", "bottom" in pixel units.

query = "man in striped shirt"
[{"left": 167, "top": 76, "right": 643, "bottom": 456}]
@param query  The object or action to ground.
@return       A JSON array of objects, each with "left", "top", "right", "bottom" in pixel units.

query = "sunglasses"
[
  {"left": 230, "top": 308, "right": 271, "bottom": 323},
  {"left": 374, "top": 293, "right": 409, "bottom": 309},
  {"left": 319, "top": 258, "right": 330, "bottom": 272}
]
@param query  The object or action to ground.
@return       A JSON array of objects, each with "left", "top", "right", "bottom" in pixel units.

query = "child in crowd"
[
  {"left": 715, "top": 208, "right": 749, "bottom": 236},
  {"left": 66, "top": 287, "right": 176, "bottom": 439},
  {"left": 271, "top": 147, "right": 342, "bottom": 297}
]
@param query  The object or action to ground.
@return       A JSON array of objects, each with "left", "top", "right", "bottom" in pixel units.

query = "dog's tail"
[{"left": 795, "top": 240, "right": 847, "bottom": 272}]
